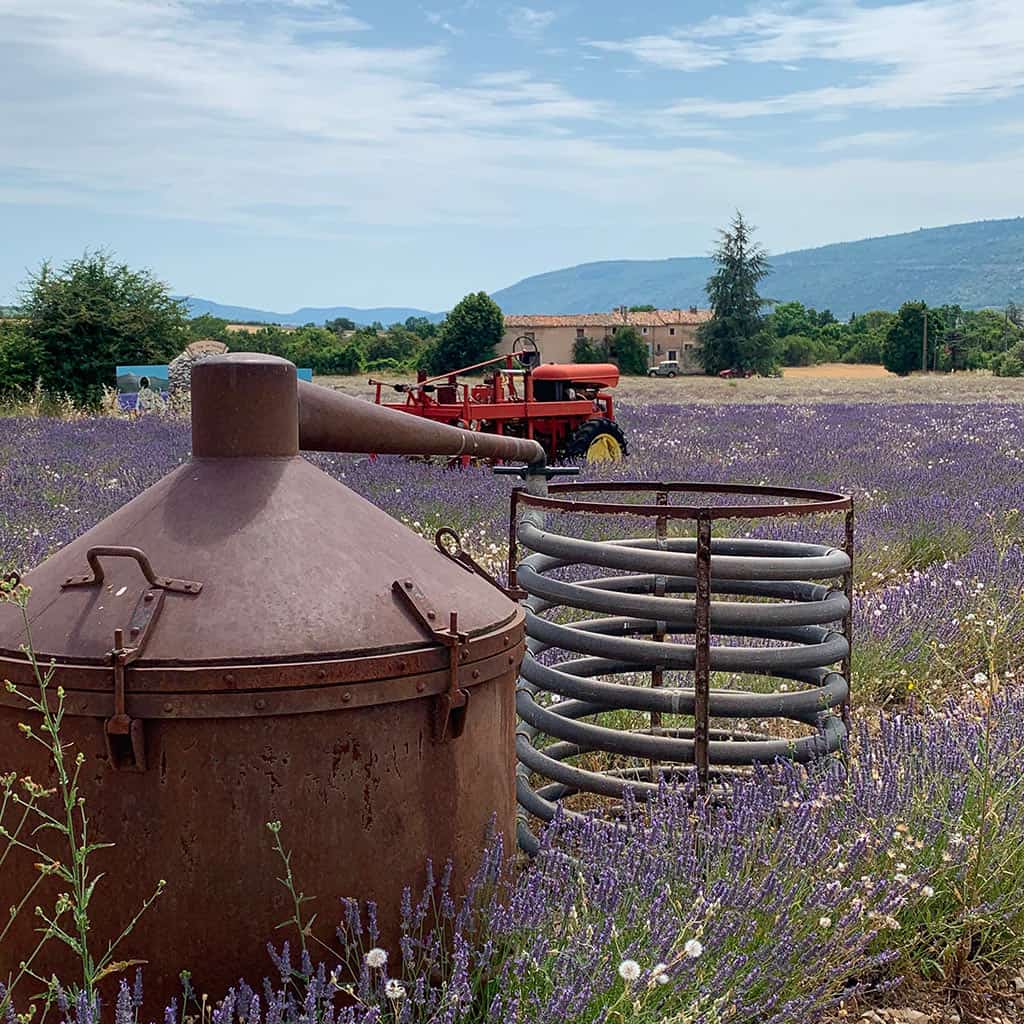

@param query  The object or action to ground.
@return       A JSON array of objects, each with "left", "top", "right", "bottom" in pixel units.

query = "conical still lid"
[
  {"left": 0, "top": 353, "right": 519, "bottom": 667},
  {"left": 0, "top": 456, "right": 515, "bottom": 665}
]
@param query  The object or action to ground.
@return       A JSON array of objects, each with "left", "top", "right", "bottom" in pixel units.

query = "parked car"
[
  {"left": 718, "top": 367, "right": 755, "bottom": 379},
  {"left": 648, "top": 360, "right": 680, "bottom": 378}
]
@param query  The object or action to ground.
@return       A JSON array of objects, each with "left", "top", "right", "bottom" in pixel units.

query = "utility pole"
[{"left": 921, "top": 309, "right": 928, "bottom": 373}]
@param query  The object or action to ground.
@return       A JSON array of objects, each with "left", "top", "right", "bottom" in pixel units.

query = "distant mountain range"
[
  {"left": 179, "top": 297, "right": 445, "bottom": 326},
  {"left": 183, "top": 217, "right": 1024, "bottom": 325},
  {"left": 490, "top": 217, "right": 1024, "bottom": 317}
]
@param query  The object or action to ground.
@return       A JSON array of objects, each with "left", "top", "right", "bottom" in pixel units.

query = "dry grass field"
[{"left": 320, "top": 366, "right": 1024, "bottom": 405}]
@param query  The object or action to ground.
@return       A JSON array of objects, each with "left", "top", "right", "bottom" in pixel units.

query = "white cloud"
[
  {"left": 816, "top": 130, "right": 925, "bottom": 152},
  {"left": 587, "top": 35, "right": 724, "bottom": 72},
  {"left": 0, "top": 0, "right": 625, "bottom": 236},
  {"left": 1, "top": 0, "right": 1022, "bottom": 307},
  {"left": 424, "top": 9, "right": 461, "bottom": 35},
  {"left": 506, "top": 7, "right": 557, "bottom": 37},
  {"left": 590, "top": 0, "right": 1024, "bottom": 117}
]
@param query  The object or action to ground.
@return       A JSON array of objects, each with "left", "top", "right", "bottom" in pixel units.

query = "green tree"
[
  {"left": 882, "top": 302, "right": 936, "bottom": 376},
  {"left": 325, "top": 316, "right": 358, "bottom": 334},
  {"left": 572, "top": 336, "right": 605, "bottom": 363},
  {"left": 403, "top": 316, "right": 438, "bottom": 339},
  {"left": 697, "top": 212, "right": 774, "bottom": 375},
  {"left": 21, "top": 251, "right": 188, "bottom": 403},
  {"left": 364, "top": 326, "right": 424, "bottom": 368},
  {"left": 607, "top": 326, "right": 649, "bottom": 375},
  {"left": 427, "top": 292, "right": 504, "bottom": 374},
  {"left": 187, "top": 314, "right": 230, "bottom": 342},
  {"left": 768, "top": 301, "right": 816, "bottom": 340},
  {"left": 994, "top": 341, "right": 1024, "bottom": 377},
  {"left": 0, "top": 322, "right": 45, "bottom": 394},
  {"left": 841, "top": 310, "right": 894, "bottom": 364},
  {"left": 779, "top": 334, "right": 820, "bottom": 367}
]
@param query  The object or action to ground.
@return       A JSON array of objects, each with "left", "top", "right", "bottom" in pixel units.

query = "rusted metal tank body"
[{"left": 0, "top": 355, "right": 536, "bottom": 1009}]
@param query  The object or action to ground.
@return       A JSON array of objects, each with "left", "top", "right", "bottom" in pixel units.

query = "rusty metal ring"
[{"left": 434, "top": 527, "right": 464, "bottom": 558}]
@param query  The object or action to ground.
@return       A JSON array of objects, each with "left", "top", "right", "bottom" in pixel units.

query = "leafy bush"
[
  {"left": 572, "top": 335, "right": 605, "bottom": 363},
  {"left": 606, "top": 325, "right": 649, "bottom": 374},
  {"left": 186, "top": 314, "right": 230, "bottom": 342},
  {"left": 0, "top": 323, "right": 44, "bottom": 394},
  {"left": 314, "top": 339, "right": 364, "bottom": 375},
  {"left": 992, "top": 341, "right": 1024, "bottom": 377},
  {"left": 20, "top": 251, "right": 188, "bottom": 404},
  {"left": 779, "top": 333, "right": 821, "bottom": 366},
  {"left": 842, "top": 333, "right": 885, "bottom": 364}
]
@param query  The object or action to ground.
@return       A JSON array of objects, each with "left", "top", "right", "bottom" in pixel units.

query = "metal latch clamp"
[
  {"left": 104, "top": 588, "right": 164, "bottom": 772},
  {"left": 61, "top": 546, "right": 203, "bottom": 772},
  {"left": 393, "top": 578, "right": 471, "bottom": 741}
]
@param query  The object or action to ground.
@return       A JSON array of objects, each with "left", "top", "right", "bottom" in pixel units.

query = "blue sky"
[{"left": 1, "top": 0, "right": 1022, "bottom": 311}]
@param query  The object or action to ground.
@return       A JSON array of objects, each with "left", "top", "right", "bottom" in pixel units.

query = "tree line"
[
  {"left": 4, "top": 243, "right": 1024, "bottom": 405},
  {"left": 695, "top": 213, "right": 1024, "bottom": 377},
  {"left": 0, "top": 252, "right": 506, "bottom": 404}
]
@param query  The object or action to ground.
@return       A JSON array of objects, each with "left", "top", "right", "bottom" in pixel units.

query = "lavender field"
[
  {"left": 5, "top": 399, "right": 1024, "bottom": 700},
  {"left": 4, "top": 396, "right": 1024, "bottom": 1023}
]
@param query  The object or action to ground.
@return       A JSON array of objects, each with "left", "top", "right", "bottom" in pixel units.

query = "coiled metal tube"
[{"left": 511, "top": 481, "right": 854, "bottom": 854}]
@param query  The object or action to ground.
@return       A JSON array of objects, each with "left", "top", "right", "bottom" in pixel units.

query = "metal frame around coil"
[{"left": 509, "top": 480, "right": 854, "bottom": 854}]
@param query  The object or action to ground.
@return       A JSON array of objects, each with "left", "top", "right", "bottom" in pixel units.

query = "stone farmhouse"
[{"left": 499, "top": 306, "right": 711, "bottom": 373}]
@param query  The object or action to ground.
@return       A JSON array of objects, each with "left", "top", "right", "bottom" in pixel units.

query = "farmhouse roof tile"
[{"left": 504, "top": 309, "right": 711, "bottom": 328}]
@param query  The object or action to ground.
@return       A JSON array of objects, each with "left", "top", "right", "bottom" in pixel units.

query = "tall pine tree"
[{"left": 697, "top": 212, "right": 775, "bottom": 375}]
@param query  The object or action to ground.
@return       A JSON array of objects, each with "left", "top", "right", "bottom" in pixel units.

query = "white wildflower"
[
  {"left": 618, "top": 959, "right": 641, "bottom": 982},
  {"left": 683, "top": 938, "right": 704, "bottom": 959},
  {"left": 384, "top": 979, "right": 406, "bottom": 1000},
  {"left": 365, "top": 947, "right": 388, "bottom": 970},
  {"left": 973, "top": 672, "right": 988, "bottom": 685},
  {"left": 921, "top": 885, "right": 935, "bottom": 898},
  {"left": 818, "top": 916, "right": 832, "bottom": 929}
]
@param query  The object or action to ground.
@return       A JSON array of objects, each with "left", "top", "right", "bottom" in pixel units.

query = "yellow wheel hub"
[{"left": 586, "top": 433, "right": 624, "bottom": 463}]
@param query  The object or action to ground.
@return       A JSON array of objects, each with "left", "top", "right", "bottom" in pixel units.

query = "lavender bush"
[{"left": 30, "top": 680, "right": 1024, "bottom": 1024}]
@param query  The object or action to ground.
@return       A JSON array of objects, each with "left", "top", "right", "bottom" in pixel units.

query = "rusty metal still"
[{"left": 0, "top": 354, "right": 543, "bottom": 1008}]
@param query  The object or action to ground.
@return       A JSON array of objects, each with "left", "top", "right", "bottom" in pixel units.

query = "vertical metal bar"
[
  {"left": 842, "top": 505, "right": 855, "bottom": 727},
  {"left": 649, "top": 490, "right": 668, "bottom": 783},
  {"left": 694, "top": 514, "right": 712, "bottom": 793},
  {"left": 508, "top": 488, "right": 521, "bottom": 590}
]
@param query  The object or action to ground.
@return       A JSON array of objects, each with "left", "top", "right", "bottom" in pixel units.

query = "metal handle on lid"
[{"left": 61, "top": 545, "right": 203, "bottom": 594}]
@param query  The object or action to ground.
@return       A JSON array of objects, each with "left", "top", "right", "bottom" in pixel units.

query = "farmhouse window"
[
  {"left": 642, "top": 326, "right": 648, "bottom": 334},
  {"left": 668, "top": 349, "right": 678, "bottom": 361},
  {"left": 576, "top": 327, "right": 585, "bottom": 338},
  {"left": 669, "top": 327, "right": 676, "bottom": 336}
]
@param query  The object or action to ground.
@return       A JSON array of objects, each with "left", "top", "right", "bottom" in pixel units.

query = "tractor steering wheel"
[{"left": 513, "top": 334, "right": 540, "bottom": 369}]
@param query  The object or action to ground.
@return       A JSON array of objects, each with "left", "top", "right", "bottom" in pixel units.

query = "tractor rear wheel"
[{"left": 565, "top": 418, "right": 628, "bottom": 463}]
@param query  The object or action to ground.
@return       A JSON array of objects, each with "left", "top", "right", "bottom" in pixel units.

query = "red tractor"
[{"left": 369, "top": 341, "right": 628, "bottom": 464}]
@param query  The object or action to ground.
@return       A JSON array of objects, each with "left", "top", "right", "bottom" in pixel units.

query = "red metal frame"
[{"left": 369, "top": 354, "right": 619, "bottom": 462}]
